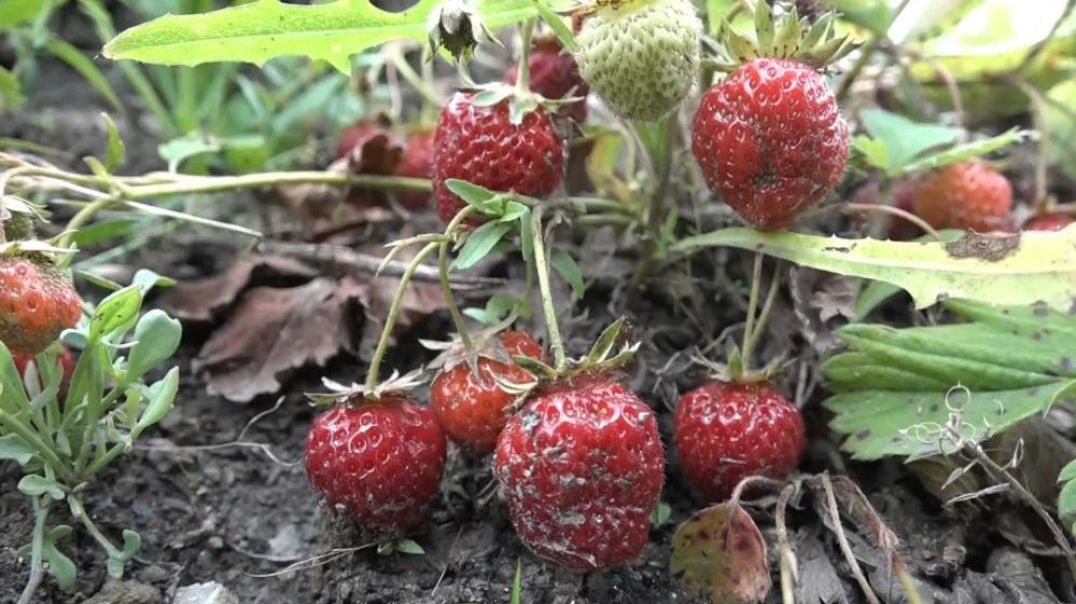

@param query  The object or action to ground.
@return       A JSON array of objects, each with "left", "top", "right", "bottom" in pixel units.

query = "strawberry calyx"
[
  {"left": 464, "top": 82, "right": 582, "bottom": 126},
  {"left": 504, "top": 316, "right": 640, "bottom": 397},
  {"left": 425, "top": 0, "right": 500, "bottom": 63},
  {"left": 712, "top": 1, "right": 854, "bottom": 72},
  {"left": 692, "top": 342, "right": 791, "bottom": 386},
  {"left": 306, "top": 369, "right": 427, "bottom": 407}
]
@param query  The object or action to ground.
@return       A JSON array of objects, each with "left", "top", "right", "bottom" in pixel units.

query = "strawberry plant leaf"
[
  {"left": 445, "top": 178, "right": 496, "bottom": 207},
  {"left": 0, "top": 0, "right": 51, "bottom": 29},
  {"left": 672, "top": 228, "right": 1076, "bottom": 312},
  {"left": 670, "top": 502, "right": 771, "bottom": 604},
  {"left": 824, "top": 300, "right": 1076, "bottom": 460},
  {"left": 0, "top": 66, "right": 24, "bottom": 111},
  {"left": 1060, "top": 471, "right": 1076, "bottom": 536},
  {"left": 852, "top": 230, "right": 963, "bottom": 320},
  {"left": 826, "top": 381, "right": 1076, "bottom": 460},
  {"left": 898, "top": 128, "right": 1026, "bottom": 175},
  {"left": 855, "top": 108, "right": 962, "bottom": 175},
  {"left": 89, "top": 285, "right": 143, "bottom": 340},
  {"left": 103, "top": 0, "right": 558, "bottom": 72},
  {"left": 453, "top": 221, "right": 512, "bottom": 270},
  {"left": 550, "top": 249, "right": 585, "bottom": 301}
]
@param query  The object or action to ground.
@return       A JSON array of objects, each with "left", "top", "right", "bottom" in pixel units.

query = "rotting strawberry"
[
  {"left": 674, "top": 381, "right": 805, "bottom": 503},
  {"left": 432, "top": 91, "right": 565, "bottom": 225},
  {"left": 494, "top": 374, "right": 665, "bottom": 570},
  {"left": 912, "top": 160, "right": 1013, "bottom": 232},
  {"left": 306, "top": 397, "right": 446, "bottom": 534},
  {"left": 573, "top": 0, "right": 701, "bottom": 121},
  {"left": 692, "top": 58, "right": 849, "bottom": 229},
  {"left": 393, "top": 130, "right": 436, "bottom": 208},
  {"left": 430, "top": 331, "right": 544, "bottom": 456},
  {"left": 505, "top": 36, "right": 589, "bottom": 123},
  {"left": 1023, "top": 212, "right": 1073, "bottom": 232},
  {"left": 0, "top": 256, "right": 82, "bottom": 356}
]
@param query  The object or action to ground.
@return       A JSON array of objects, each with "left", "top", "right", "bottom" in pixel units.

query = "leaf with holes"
[
  {"left": 671, "top": 502, "right": 770, "bottom": 604},
  {"left": 824, "top": 299, "right": 1076, "bottom": 460},
  {"left": 673, "top": 228, "right": 1076, "bottom": 312},
  {"left": 103, "top": 0, "right": 562, "bottom": 72}
]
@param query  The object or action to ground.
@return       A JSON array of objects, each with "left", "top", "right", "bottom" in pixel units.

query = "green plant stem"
[
  {"left": 632, "top": 114, "right": 676, "bottom": 285},
  {"left": 126, "top": 172, "right": 431, "bottom": 199},
  {"left": 17, "top": 497, "right": 49, "bottom": 604},
  {"left": 439, "top": 241, "right": 474, "bottom": 351},
  {"left": 0, "top": 410, "right": 69, "bottom": 481},
  {"left": 363, "top": 241, "right": 442, "bottom": 394},
  {"left": 743, "top": 262, "right": 781, "bottom": 361},
  {"left": 740, "top": 252, "right": 764, "bottom": 370},
  {"left": 515, "top": 20, "right": 536, "bottom": 94},
  {"left": 71, "top": 497, "right": 122, "bottom": 559},
  {"left": 386, "top": 45, "right": 443, "bottom": 108},
  {"left": 835, "top": 0, "right": 912, "bottom": 102},
  {"left": 530, "top": 206, "right": 567, "bottom": 370},
  {"left": 75, "top": 385, "right": 124, "bottom": 474}
]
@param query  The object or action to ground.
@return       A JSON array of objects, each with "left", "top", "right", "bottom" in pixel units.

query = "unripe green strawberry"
[{"left": 574, "top": 0, "right": 702, "bottom": 121}]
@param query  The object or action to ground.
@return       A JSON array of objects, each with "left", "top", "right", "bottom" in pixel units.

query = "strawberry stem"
[
  {"left": 514, "top": 19, "right": 536, "bottom": 96},
  {"left": 17, "top": 497, "right": 49, "bottom": 604},
  {"left": 740, "top": 252, "right": 764, "bottom": 372},
  {"left": 438, "top": 207, "right": 478, "bottom": 352},
  {"left": 530, "top": 206, "right": 567, "bottom": 370},
  {"left": 364, "top": 240, "right": 442, "bottom": 395}
]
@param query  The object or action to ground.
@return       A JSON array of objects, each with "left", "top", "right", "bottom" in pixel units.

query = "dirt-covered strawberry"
[
  {"left": 0, "top": 256, "right": 82, "bottom": 356},
  {"left": 432, "top": 91, "right": 565, "bottom": 224},
  {"left": 574, "top": 0, "right": 701, "bottom": 121},
  {"left": 692, "top": 58, "right": 849, "bottom": 229},
  {"left": 494, "top": 375, "right": 664, "bottom": 570},
  {"left": 675, "top": 381, "right": 805, "bottom": 502},
  {"left": 912, "top": 160, "right": 1012, "bottom": 232},
  {"left": 394, "top": 130, "right": 435, "bottom": 208},
  {"left": 430, "top": 331, "right": 544, "bottom": 456},
  {"left": 1023, "top": 212, "right": 1072, "bottom": 232},
  {"left": 506, "top": 36, "right": 589, "bottom": 122},
  {"left": 306, "top": 397, "right": 446, "bottom": 534}
]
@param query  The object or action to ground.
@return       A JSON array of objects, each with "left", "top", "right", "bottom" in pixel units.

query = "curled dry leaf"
[
  {"left": 193, "top": 277, "right": 368, "bottom": 403},
  {"left": 162, "top": 255, "right": 318, "bottom": 321},
  {"left": 670, "top": 502, "right": 771, "bottom": 604},
  {"left": 789, "top": 267, "right": 858, "bottom": 356}
]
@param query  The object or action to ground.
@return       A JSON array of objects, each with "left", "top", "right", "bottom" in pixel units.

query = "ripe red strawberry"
[
  {"left": 505, "top": 37, "right": 589, "bottom": 123},
  {"left": 912, "top": 160, "right": 1012, "bottom": 232},
  {"left": 430, "top": 331, "right": 544, "bottom": 456},
  {"left": 675, "top": 381, "right": 805, "bottom": 503},
  {"left": 432, "top": 91, "right": 565, "bottom": 225},
  {"left": 494, "top": 375, "right": 664, "bottom": 570},
  {"left": 692, "top": 58, "right": 849, "bottom": 229},
  {"left": 0, "top": 257, "right": 81, "bottom": 356},
  {"left": 1024, "top": 212, "right": 1073, "bottom": 232},
  {"left": 306, "top": 397, "right": 446, "bottom": 534},
  {"left": 13, "top": 346, "right": 77, "bottom": 393},
  {"left": 393, "top": 131, "right": 435, "bottom": 208}
]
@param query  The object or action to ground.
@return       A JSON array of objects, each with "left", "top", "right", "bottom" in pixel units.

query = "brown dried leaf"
[
  {"left": 162, "top": 255, "right": 317, "bottom": 321},
  {"left": 193, "top": 277, "right": 368, "bottom": 403},
  {"left": 671, "top": 502, "right": 771, "bottom": 604},
  {"left": 790, "top": 267, "right": 858, "bottom": 356}
]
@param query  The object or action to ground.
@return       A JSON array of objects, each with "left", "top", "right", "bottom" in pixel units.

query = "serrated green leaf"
[
  {"left": 946, "top": 298, "right": 1076, "bottom": 340},
  {"left": 857, "top": 109, "right": 963, "bottom": 174},
  {"left": 453, "top": 221, "right": 512, "bottom": 270},
  {"left": 898, "top": 129, "right": 1025, "bottom": 175},
  {"left": 550, "top": 249, "right": 585, "bottom": 301},
  {"left": 103, "top": 0, "right": 556, "bottom": 71},
  {"left": 825, "top": 380, "right": 1076, "bottom": 460},
  {"left": 823, "top": 352, "right": 953, "bottom": 392},
  {"left": 672, "top": 227, "right": 1076, "bottom": 312}
]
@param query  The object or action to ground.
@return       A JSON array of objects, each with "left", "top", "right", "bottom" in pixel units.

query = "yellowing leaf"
[{"left": 672, "top": 227, "right": 1076, "bottom": 312}]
